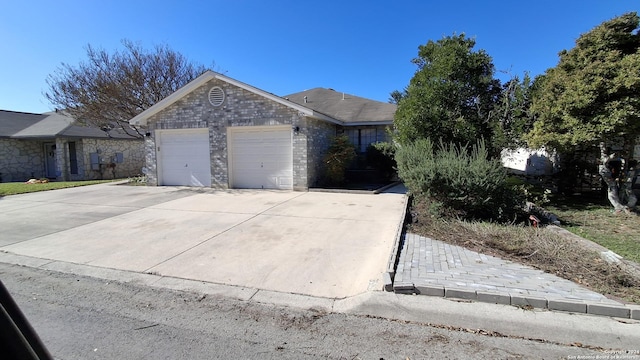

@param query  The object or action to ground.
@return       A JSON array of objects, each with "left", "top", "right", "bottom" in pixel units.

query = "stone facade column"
[{"left": 55, "top": 138, "right": 66, "bottom": 181}]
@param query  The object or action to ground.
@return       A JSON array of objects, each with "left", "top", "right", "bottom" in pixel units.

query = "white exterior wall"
[{"left": 501, "top": 147, "right": 557, "bottom": 176}]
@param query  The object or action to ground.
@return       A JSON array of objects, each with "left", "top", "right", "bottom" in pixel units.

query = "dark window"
[
  {"left": 345, "top": 127, "right": 386, "bottom": 153},
  {"left": 68, "top": 142, "right": 78, "bottom": 175}
]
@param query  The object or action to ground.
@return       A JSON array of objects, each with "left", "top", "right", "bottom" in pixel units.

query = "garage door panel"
[
  {"left": 229, "top": 127, "right": 292, "bottom": 190},
  {"left": 158, "top": 129, "right": 211, "bottom": 187}
]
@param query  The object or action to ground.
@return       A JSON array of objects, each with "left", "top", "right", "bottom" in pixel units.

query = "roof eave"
[
  {"left": 8, "top": 135, "right": 57, "bottom": 140},
  {"left": 129, "top": 71, "right": 338, "bottom": 126},
  {"left": 217, "top": 73, "right": 318, "bottom": 118},
  {"left": 129, "top": 71, "right": 217, "bottom": 126},
  {"left": 342, "top": 120, "right": 393, "bottom": 126},
  {"left": 307, "top": 112, "right": 343, "bottom": 125}
]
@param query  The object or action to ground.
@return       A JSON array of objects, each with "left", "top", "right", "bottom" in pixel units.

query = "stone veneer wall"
[
  {"left": 0, "top": 139, "right": 44, "bottom": 182},
  {"left": 71, "top": 138, "right": 145, "bottom": 180},
  {"left": 145, "top": 78, "right": 310, "bottom": 189},
  {"left": 143, "top": 135, "right": 157, "bottom": 185}
]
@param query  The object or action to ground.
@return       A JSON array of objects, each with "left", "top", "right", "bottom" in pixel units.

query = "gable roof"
[
  {"left": 129, "top": 70, "right": 338, "bottom": 127},
  {"left": 0, "top": 109, "right": 139, "bottom": 139},
  {"left": 0, "top": 110, "right": 49, "bottom": 137},
  {"left": 129, "top": 70, "right": 395, "bottom": 127},
  {"left": 284, "top": 88, "right": 396, "bottom": 125}
]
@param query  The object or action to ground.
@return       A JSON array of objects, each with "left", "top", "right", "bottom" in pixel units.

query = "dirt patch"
[{"left": 409, "top": 197, "right": 640, "bottom": 304}]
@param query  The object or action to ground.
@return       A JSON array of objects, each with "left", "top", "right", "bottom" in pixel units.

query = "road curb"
[
  {"left": 333, "top": 292, "right": 640, "bottom": 351},
  {"left": 2, "top": 252, "right": 639, "bottom": 350},
  {"left": 392, "top": 279, "right": 640, "bottom": 320}
]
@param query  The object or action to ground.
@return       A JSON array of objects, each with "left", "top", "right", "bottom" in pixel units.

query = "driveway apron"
[{"left": 0, "top": 183, "right": 407, "bottom": 299}]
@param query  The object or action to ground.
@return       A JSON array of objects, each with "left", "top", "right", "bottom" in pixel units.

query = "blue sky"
[{"left": 0, "top": 1, "right": 636, "bottom": 114}]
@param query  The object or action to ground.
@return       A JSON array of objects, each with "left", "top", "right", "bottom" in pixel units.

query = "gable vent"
[{"left": 208, "top": 86, "right": 225, "bottom": 107}]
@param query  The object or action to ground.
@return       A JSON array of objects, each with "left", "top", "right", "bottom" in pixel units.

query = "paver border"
[
  {"left": 391, "top": 232, "right": 639, "bottom": 320},
  {"left": 394, "top": 279, "right": 637, "bottom": 319},
  {"left": 384, "top": 192, "right": 410, "bottom": 291}
]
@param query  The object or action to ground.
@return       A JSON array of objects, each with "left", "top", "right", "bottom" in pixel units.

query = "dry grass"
[
  {"left": 545, "top": 194, "right": 640, "bottom": 263},
  {"left": 409, "top": 198, "right": 640, "bottom": 304}
]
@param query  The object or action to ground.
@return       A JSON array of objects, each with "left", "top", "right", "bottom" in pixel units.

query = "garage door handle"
[{"left": 185, "top": 164, "right": 188, "bottom": 167}]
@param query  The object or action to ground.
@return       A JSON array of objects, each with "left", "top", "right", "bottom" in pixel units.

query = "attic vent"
[{"left": 208, "top": 86, "right": 225, "bottom": 107}]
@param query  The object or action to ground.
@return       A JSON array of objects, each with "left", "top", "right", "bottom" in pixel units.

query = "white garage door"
[
  {"left": 157, "top": 129, "right": 211, "bottom": 187},
  {"left": 229, "top": 126, "right": 293, "bottom": 190}
]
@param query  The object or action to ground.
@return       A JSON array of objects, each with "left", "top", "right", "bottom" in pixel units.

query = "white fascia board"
[
  {"left": 309, "top": 112, "right": 343, "bottom": 125},
  {"left": 129, "top": 70, "right": 342, "bottom": 126},
  {"left": 130, "top": 71, "right": 217, "bottom": 126},
  {"left": 215, "top": 74, "right": 345, "bottom": 125},
  {"left": 342, "top": 120, "right": 393, "bottom": 126},
  {"left": 213, "top": 73, "right": 315, "bottom": 116}
]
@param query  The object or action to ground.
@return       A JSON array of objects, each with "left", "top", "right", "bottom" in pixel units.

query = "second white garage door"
[{"left": 228, "top": 126, "right": 293, "bottom": 190}]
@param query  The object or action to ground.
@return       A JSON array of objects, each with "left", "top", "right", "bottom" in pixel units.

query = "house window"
[
  {"left": 345, "top": 127, "right": 383, "bottom": 153},
  {"left": 68, "top": 142, "right": 78, "bottom": 175}
]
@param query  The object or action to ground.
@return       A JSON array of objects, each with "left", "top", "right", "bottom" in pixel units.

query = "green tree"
[
  {"left": 527, "top": 12, "right": 640, "bottom": 155},
  {"left": 388, "top": 89, "right": 405, "bottom": 104},
  {"left": 45, "top": 39, "right": 210, "bottom": 137},
  {"left": 393, "top": 34, "right": 502, "bottom": 148},
  {"left": 493, "top": 73, "right": 535, "bottom": 150}
]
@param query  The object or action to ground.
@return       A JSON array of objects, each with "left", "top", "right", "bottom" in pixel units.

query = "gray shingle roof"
[
  {"left": 0, "top": 110, "right": 140, "bottom": 139},
  {"left": 284, "top": 88, "right": 396, "bottom": 124},
  {"left": 0, "top": 110, "right": 48, "bottom": 137}
]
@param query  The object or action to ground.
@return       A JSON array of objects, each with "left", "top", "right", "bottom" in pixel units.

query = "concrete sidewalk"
[{"left": 394, "top": 233, "right": 640, "bottom": 319}]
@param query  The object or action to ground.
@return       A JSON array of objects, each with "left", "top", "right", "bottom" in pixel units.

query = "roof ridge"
[
  {"left": 284, "top": 88, "right": 391, "bottom": 105},
  {"left": 0, "top": 109, "right": 45, "bottom": 116}
]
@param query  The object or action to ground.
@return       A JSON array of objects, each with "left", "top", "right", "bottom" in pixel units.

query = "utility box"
[{"left": 90, "top": 153, "right": 100, "bottom": 170}]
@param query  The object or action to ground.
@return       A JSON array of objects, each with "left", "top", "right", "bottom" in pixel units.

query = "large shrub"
[
  {"left": 323, "top": 135, "right": 356, "bottom": 185},
  {"left": 366, "top": 142, "right": 397, "bottom": 181},
  {"left": 396, "top": 138, "right": 521, "bottom": 221}
]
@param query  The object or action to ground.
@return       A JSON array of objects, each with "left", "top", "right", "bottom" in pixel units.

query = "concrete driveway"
[{"left": 0, "top": 183, "right": 407, "bottom": 298}]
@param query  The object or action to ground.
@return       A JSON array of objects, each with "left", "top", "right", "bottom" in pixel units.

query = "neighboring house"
[
  {"left": 502, "top": 145, "right": 640, "bottom": 178},
  {"left": 130, "top": 71, "right": 396, "bottom": 190},
  {"left": 0, "top": 110, "right": 144, "bottom": 182},
  {"left": 501, "top": 147, "right": 559, "bottom": 176}
]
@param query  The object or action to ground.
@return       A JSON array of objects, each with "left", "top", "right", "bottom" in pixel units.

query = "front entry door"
[{"left": 44, "top": 143, "right": 57, "bottom": 179}]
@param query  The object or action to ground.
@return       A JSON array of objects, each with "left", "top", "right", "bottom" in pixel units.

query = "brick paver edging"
[
  {"left": 394, "top": 282, "right": 640, "bottom": 320},
  {"left": 384, "top": 193, "right": 410, "bottom": 291},
  {"left": 392, "top": 231, "right": 640, "bottom": 320}
]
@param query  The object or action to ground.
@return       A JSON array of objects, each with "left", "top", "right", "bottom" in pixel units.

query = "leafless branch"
[{"left": 45, "top": 39, "right": 212, "bottom": 138}]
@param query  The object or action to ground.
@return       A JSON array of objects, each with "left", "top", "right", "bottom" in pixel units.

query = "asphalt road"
[{"left": 0, "top": 263, "right": 610, "bottom": 360}]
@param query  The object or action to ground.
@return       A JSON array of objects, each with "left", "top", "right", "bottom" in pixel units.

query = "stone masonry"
[
  {"left": 68, "top": 138, "right": 145, "bottom": 181},
  {"left": 0, "top": 137, "right": 144, "bottom": 183},
  {"left": 0, "top": 139, "right": 44, "bottom": 182},
  {"left": 144, "top": 78, "right": 337, "bottom": 189}
]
